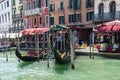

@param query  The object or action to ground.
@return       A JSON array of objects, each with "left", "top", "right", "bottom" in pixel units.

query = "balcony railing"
[
  {"left": 10, "top": 26, "right": 24, "bottom": 33},
  {"left": 93, "top": 11, "right": 120, "bottom": 22},
  {"left": 25, "top": 8, "right": 41, "bottom": 16},
  {"left": 12, "top": 14, "right": 22, "bottom": 19}
]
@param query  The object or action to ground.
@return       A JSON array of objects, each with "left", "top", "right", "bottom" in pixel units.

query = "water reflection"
[
  {"left": 53, "top": 63, "right": 70, "bottom": 74},
  {"left": 18, "top": 62, "right": 34, "bottom": 68}
]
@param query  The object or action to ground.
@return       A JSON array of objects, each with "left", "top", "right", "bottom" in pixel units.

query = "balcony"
[
  {"left": 25, "top": 8, "right": 41, "bottom": 16},
  {"left": 93, "top": 11, "right": 120, "bottom": 22},
  {"left": 12, "top": 14, "right": 22, "bottom": 19}
]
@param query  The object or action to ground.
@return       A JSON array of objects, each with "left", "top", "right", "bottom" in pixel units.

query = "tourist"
[{"left": 56, "top": 33, "right": 62, "bottom": 50}]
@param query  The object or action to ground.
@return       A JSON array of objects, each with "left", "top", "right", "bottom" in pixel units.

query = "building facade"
[
  {"left": 93, "top": 0, "right": 120, "bottom": 43},
  {"left": 0, "top": 0, "right": 12, "bottom": 33},
  {"left": 22, "top": 0, "right": 49, "bottom": 29},
  {"left": 12, "top": 0, "right": 23, "bottom": 33},
  {"left": 49, "top": 0, "right": 94, "bottom": 41},
  {"left": 93, "top": 0, "right": 120, "bottom": 23}
]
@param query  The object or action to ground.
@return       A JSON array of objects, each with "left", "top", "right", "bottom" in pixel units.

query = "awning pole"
[
  {"left": 60, "top": 30, "right": 63, "bottom": 50},
  {"left": 63, "top": 31, "right": 65, "bottom": 51}
]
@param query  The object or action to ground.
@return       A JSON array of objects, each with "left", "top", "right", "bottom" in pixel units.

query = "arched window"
[
  {"left": 98, "top": 3, "right": 104, "bottom": 20},
  {"left": 98, "top": 3, "right": 104, "bottom": 14},
  {"left": 109, "top": 1, "right": 116, "bottom": 19}
]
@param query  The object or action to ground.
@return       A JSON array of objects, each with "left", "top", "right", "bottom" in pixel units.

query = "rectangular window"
[
  {"left": 7, "top": 1, "right": 9, "bottom": 7},
  {"left": 76, "top": 13, "right": 81, "bottom": 22},
  {"left": 38, "top": 0, "right": 41, "bottom": 8},
  {"left": 29, "top": 18, "right": 32, "bottom": 27},
  {"left": 33, "top": 0, "right": 36, "bottom": 8},
  {"left": 1, "top": 4, "right": 3, "bottom": 10},
  {"left": 50, "top": 17, "right": 54, "bottom": 25},
  {"left": 8, "top": 12, "right": 10, "bottom": 21},
  {"left": 86, "top": 11, "right": 93, "bottom": 21},
  {"left": 45, "top": 0, "right": 48, "bottom": 7},
  {"left": 59, "top": 16, "right": 65, "bottom": 24},
  {"left": 46, "top": 16, "right": 49, "bottom": 26},
  {"left": 34, "top": 18, "right": 36, "bottom": 25},
  {"left": 28, "top": 2, "right": 31, "bottom": 9},
  {"left": 20, "top": 8, "right": 22, "bottom": 17},
  {"left": 4, "top": 2, "right": 6, "bottom": 8},
  {"left": 69, "top": 14, "right": 74, "bottom": 23},
  {"left": 39, "top": 17, "right": 42, "bottom": 24},
  {"left": 5, "top": 14, "right": 7, "bottom": 22},
  {"left": 74, "top": 0, "right": 81, "bottom": 10},
  {"left": 12, "top": 0, "right": 15, "bottom": 5},
  {"left": 50, "top": 4, "right": 55, "bottom": 12},
  {"left": 60, "top": 2, "right": 64, "bottom": 10},
  {"left": 23, "top": 20, "right": 26, "bottom": 27},
  {"left": 68, "top": 0, "right": 73, "bottom": 8},
  {"left": 86, "top": 0, "right": 94, "bottom": 8},
  {"left": 2, "top": 15, "right": 4, "bottom": 23}
]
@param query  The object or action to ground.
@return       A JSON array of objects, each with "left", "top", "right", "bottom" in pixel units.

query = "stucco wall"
[
  {"left": 94, "top": 0, "right": 120, "bottom": 14},
  {"left": 0, "top": 0, "right": 12, "bottom": 33}
]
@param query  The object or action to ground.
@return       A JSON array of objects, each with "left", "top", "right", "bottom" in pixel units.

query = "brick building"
[
  {"left": 49, "top": 0, "right": 94, "bottom": 42},
  {"left": 22, "top": 0, "right": 49, "bottom": 29}
]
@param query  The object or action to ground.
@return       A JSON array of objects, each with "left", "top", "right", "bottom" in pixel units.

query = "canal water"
[{"left": 0, "top": 51, "right": 120, "bottom": 80}]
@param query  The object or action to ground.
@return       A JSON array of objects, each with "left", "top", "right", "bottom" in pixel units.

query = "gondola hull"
[
  {"left": 15, "top": 49, "right": 43, "bottom": 62},
  {"left": 53, "top": 49, "right": 71, "bottom": 64}
]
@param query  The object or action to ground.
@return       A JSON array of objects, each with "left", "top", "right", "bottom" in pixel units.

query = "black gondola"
[
  {"left": 50, "top": 25, "right": 72, "bottom": 65},
  {"left": 53, "top": 48, "right": 71, "bottom": 64},
  {"left": 15, "top": 49, "right": 44, "bottom": 62}
]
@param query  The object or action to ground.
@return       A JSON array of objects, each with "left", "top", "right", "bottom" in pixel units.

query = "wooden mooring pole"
[{"left": 70, "top": 30, "right": 75, "bottom": 69}]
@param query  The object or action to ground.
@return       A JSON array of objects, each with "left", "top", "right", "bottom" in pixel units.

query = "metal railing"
[
  {"left": 12, "top": 14, "right": 22, "bottom": 19},
  {"left": 93, "top": 11, "right": 120, "bottom": 22},
  {"left": 25, "top": 8, "right": 41, "bottom": 16}
]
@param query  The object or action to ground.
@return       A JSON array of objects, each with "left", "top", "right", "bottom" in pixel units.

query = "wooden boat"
[
  {"left": 0, "top": 44, "right": 11, "bottom": 52},
  {"left": 15, "top": 49, "right": 46, "bottom": 62},
  {"left": 98, "top": 52, "right": 120, "bottom": 59},
  {"left": 53, "top": 49, "right": 71, "bottom": 64}
]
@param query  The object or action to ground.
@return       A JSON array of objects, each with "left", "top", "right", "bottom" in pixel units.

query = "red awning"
[
  {"left": 19, "top": 28, "right": 50, "bottom": 35},
  {"left": 96, "top": 20, "right": 120, "bottom": 32}
]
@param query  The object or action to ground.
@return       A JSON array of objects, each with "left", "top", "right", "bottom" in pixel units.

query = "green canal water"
[{"left": 0, "top": 52, "right": 120, "bottom": 80}]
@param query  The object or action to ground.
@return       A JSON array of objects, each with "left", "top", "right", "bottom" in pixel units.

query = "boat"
[
  {"left": 15, "top": 27, "right": 50, "bottom": 62},
  {"left": 53, "top": 48, "right": 71, "bottom": 64},
  {"left": 15, "top": 49, "right": 46, "bottom": 62},
  {"left": 50, "top": 25, "right": 72, "bottom": 64},
  {"left": 0, "top": 44, "right": 11, "bottom": 52},
  {"left": 98, "top": 52, "right": 120, "bottom": 59}
]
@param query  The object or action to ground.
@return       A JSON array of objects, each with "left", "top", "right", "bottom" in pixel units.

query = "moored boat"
[
  {"left": 15, "top": 49, "right": 46, "bottom": 62},
  {"left": 98, "top": 52, "right": 120, "bottom": 59},
  {"left": 53, "top": 49, "right": 71, "bottom": 64},
  {"left": 0, "top": 44, "right": 11, "bottom": 52}
]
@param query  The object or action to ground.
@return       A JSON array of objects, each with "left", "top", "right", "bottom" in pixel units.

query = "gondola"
[
  {"left": 53, "top": 48, "right": 71, "bottom": 64},
  {"left": 15, "top": 49, "right": 45, "bottom": 62}
]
